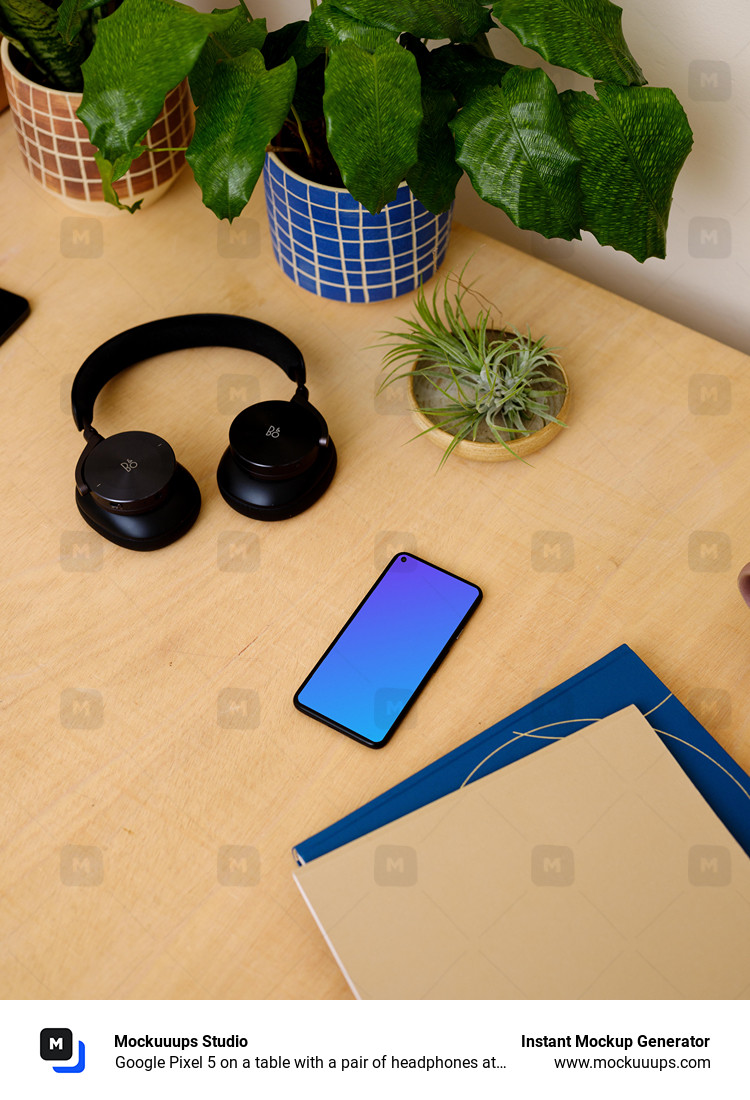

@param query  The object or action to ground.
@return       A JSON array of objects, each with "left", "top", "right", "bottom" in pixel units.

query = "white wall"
[{"left": 199, "top": 0, "right": 750, "bottom": 354}]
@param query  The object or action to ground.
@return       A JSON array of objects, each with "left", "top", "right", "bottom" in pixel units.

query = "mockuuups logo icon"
[
  {"left": 374, "top": 845, "right": 417, "bottom": 886},
  {"left": 531, "top": 845, "right": 575, "bottom": 885},
  {"left": 40, "top": 1028, "right": 86, "bottom": 1073}
]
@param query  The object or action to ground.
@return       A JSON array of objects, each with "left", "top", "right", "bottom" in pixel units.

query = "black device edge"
[
  {"left": 0, "top": 289, "right": 30, "bottom": 345},
  {"left": 292, "top": 552, "right": 483, "bottom": 749}
]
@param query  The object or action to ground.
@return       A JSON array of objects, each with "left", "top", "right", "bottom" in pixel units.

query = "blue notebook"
[{"left": 294, "top": 644, "right": 750, "bottom": 863}]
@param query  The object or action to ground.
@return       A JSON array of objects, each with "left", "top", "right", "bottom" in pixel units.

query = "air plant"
[{"left": 379, "top": 264, "right": 567, "bottom": 466}]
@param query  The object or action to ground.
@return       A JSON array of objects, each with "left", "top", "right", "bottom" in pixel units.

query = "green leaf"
[
  {"left": 491, "top": 0, "right": 645, "bottom": 86},
  {"left": 262, "top": 18, "right": 324, "bottom": 122},
  {"left": 290, "top": 56, "right": 325, "bottom": 124},
  {"left": 263, "top": 19, "right": 321, "bottom": 72},
  {"left": 323, "top": 40, "right": 422, "bottom": 213},
  {"left": 466, "top": 29, "right": 496, "bottom": 60},
  {"left": 186, "top": 49, "right": 296, "bottom": 221},
  {"left": 94, "top": 150, "right": 144, "bottom": 212},
  {"left": 56, "top": 0, "right": 109, "bottom": 46},
  {"left": 0, "top": 0, "right": 86, "bottom": 89},
  {"left": 451, "top": 66, "right": 582, "bottom": 239},
  {"left": 332, "top": 0, "right": 492, "bottom": 41},
  {"left": 78, "top": 0, "right": 238, "bottom": 168},
  {"left": 308, "top": 1, "right": 396, "bottom": 51},
  {"left": 398, "top": 31, "right": 430, "bottom": 68},
  {"left": 406, "top": 86, "right": 462, "bottom": 213},
  {"left": 424, "top": 42, "right": 510, "bottom": 105},
  {"left": 189, "top": 7, "right": 267, "bottom": 107},
  {"left": 560, "top": 83, "right": 693, "bottom": 260}
]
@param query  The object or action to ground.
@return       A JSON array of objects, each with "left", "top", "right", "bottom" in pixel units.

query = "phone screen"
[
  {"left": 294, "top": 553, "right": 482, "bottom": 748},
  {"left": 0, "top": 288, "right": 30, "bottom": 345}
]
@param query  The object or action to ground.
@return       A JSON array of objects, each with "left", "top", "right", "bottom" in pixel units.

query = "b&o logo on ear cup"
[
  {"left": 75, "top": 431, "right": 201, "bottom": 551},
  {"left": 71, "top": 313, "right": 336, "bottom": 549},
  {"left": 217, "top": 399, "right": 337, "bottom": 520},
  {"left": 82, "top": 431, "right": 176, "bottom": 514}
]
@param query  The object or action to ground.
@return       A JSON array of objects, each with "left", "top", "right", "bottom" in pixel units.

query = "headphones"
[{"left": 71, "top": 314, "right": 336, "bottom": 551}]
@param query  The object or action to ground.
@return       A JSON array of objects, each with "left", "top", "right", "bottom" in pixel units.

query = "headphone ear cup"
[
  {"left": 217, "top": 440, "right": 336, "bottom": 520},
  {"left": 217, "top": 399, "right": 336, "bottom": 520},
  {"left": 77, "top": 464, "right": 201, "bottom": 550}
]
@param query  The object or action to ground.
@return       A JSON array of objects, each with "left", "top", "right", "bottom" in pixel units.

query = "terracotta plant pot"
[
  {"left": 0, "top": 39, "right": 8, "bottom": 113},
  {"left": 407, "top": 345, "right": 570, "bottom": 463},
  {"left": 263, "top": 150, "right": 453, "bottom": 303},
  {"left": 1, "top": 38, "right": 192, "bottom": 213}
]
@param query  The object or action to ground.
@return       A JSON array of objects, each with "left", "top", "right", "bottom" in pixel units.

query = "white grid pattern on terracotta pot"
[{"left": 2, "top": 48, "right": 191, "bottom": 205}]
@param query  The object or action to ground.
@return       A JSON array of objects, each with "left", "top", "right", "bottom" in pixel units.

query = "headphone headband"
[{"left": 71, "top": 313, "right": 307, "bottom": 431}]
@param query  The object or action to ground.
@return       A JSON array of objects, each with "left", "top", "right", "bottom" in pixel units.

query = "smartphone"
[
  {"left": 0, "top": 288, "right": 30, "bottom": 345},
  {"left": 294, "top": 553, "right": 482, "bottom": 748}
]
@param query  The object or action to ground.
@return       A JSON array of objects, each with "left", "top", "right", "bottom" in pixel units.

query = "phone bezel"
[
  {"left": 0, "top": 288, "right": 30, "bottom": 345},
  {"left": 293, "top": 552, "right": 482, "bottom": 749}
]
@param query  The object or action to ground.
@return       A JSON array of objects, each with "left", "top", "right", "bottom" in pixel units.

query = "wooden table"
[{"left": 2, "top": 113, "right": 749, "bottom": 999}]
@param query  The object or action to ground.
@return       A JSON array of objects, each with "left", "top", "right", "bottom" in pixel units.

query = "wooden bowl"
[{"left": 407, "top": 353, "right": 570, "bottom": 463}]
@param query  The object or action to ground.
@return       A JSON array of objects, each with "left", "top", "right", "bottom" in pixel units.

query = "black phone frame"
[
  {"left": 293, "top": 552, "right": 483, "bottom": 749},
  {"left": 0, "top": 288, "right": 30, "bottom": 345}
]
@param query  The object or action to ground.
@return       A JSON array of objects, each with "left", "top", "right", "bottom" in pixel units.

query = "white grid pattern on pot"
[
  {"left": 2, "top": 45, "right": 191, "bottom": 206},
  {"left": 263, "top": 152, "right": 453, "bottom": 303}
]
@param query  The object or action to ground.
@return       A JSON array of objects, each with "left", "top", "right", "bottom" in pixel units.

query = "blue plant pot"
[{"left": 263, "top": 151, "right": 453, "bottom": 303}]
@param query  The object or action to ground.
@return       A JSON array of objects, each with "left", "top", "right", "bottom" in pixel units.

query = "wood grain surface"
[{"left": 1, "top": 114, "right": 749, "bottom": 999}]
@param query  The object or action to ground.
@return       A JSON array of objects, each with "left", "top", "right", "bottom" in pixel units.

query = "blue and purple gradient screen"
[{"left": 296, "top": 555, "right": 481, "bottom": 744}]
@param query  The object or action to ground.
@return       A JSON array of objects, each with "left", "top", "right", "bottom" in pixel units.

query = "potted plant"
[
  {"left": 77, "top": 0, "right": 693, "bottom": 295},
  {"left": 0, "top": 0, "right": 193, "bottom": 211},
  {"left": 379, "top": 265, "right": 569, "bottom": 465},
  {"left": 0, "top": 36, "right": 9, "bottom": 111}
]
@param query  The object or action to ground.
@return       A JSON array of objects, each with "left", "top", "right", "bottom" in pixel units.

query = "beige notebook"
[{"left": 295, "top": 706, "right": 750, "bottom": 999}]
